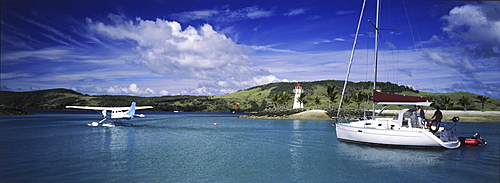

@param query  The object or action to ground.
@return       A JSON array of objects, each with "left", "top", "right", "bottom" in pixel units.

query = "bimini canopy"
[{"left": 373, "top": 90, "right": 432, "bottom": 106}]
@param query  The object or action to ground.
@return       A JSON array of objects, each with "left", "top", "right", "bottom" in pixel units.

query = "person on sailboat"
[
  {"left": 416, "top": 106, "right": 426, "bottom": 126},
  {"left": 407, "top": 106, "right": 425, "bottom": 127},
  {"left": 406, "top": 107, "right": 419, "bottom": 127},
  {"left": 428, "top": 106, "right": 443, "bottom": 133},
  {"left": 416, "top": 106, "right": 425, "bottom": 119}
]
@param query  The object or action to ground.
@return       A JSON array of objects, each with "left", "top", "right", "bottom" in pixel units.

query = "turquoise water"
[{"left": 0, "top": 111, "right": 498, "bottom": 182}]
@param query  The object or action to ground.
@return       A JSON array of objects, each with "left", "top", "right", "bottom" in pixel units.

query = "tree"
[
  {"left": 341, "top": 94, "right": 352, "bottom": 109},
  {"left": 314, "top": 95, "right": 321, "bottom": 109},
  {"left": 271, "top": 94, "right": 280, "bottom": 109},
  {"left": 302, "top": 96, "right": 309, "bottom": 107},
  {"left": 326, "top": 84, "right": 338, "bottom": 109},
  {"left": 440, "top": 96, "right": 454, "bottom": 110},
  {"left": 260, "top": 100, "right": 268, "bottom": 110},
  {"left": 365, "top": 91, "right": 372, "bottom": 103},
  {"left": 328, "top": 92, "right": 339, "bottom": 109},
  {"left": 279, "top": 92, "right": 292, "bottom": 109},
  {"left": 351, "top": 91, "right": 366, "bottom": 109},
  {"left": 249, "top": 101, "right": 260, "bottom": 111},
  {"left": 458, "top": 96, "right": 471, "bottom": 111},
  {"left": 476, "top": 96, "right": 490, "bottom": 112},
  {"left": 327, "top": 84, "right": 336, "bottom": 98}
]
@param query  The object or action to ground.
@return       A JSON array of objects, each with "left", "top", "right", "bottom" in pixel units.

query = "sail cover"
[{"left": 373, "top": 90, "right": 430, "bottom": 106}]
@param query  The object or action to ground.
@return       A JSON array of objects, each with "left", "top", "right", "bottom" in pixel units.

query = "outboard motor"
[{"left": 473, "top": 133, "right": 487, "bottom": 145}]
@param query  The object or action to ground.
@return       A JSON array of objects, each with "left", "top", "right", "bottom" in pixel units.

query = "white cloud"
[
  {"left": 16, "top": 14, "right": 85, "bottom": 47},
  {"left": 244, "top": 6, "right": 274, "bottom": 19},
  {"left": 159, "top": 90, "right": 169, "bottom": 96},
  {"left": 384, "top": 41, "right": 397, "bottom": 49},
  {"left": 0, "top": 72, "right": 34, "bottom": 79},
  {"left": 1, "top": 47, "right": 70, "bottom": 61},
  {"left": 170, "top": 5, "right": 274, "bottom": 23},
  {"left": 416, "top": 2, "right": 500, "bottom": 97},
  {"left": 441, "top": 3, "right": 500, "bottom": 58},
  {"left": 248, "top": 45, "right": 301, "bottom": 54},
  {"left": 284, "top": 8, "right": 309, "bottom": 17},
  {"left": 442, "top": 4, "right": 500, "bottom": 44},
  {"left": 334, "top": 38, "right": 346, "bottom": 42},
  {"left": 313, "top": 39, "right": 332, "bottom": 44},
  {"left": 73, "top": 83, "right": 167, "bottom": 96},
  {"left": 171, "top": 10, "right": 219, "bottom": 22},
  {"left": 87, "top": 15, "right": 282, "bottom": 95},
  {"left": 89, "top": 16, "right": 269, "bottom": 79},
  {"left": 336, "top": 10, "right": 356, "bottom": 15},
  {"left": 185, "top": 75, "right": 282, "bottom": 95}
]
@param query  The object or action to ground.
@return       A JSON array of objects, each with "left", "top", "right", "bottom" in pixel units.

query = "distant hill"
[
  {"left": 1, "top": 80, "right": 499, "bottom": 113},
  {"left": 0, "top": 88, "right": 206, "bottom": 111}
]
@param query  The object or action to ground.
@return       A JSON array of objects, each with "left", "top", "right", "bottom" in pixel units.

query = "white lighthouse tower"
[{"left": 293, "top": 83, "right": 303, "bottom": 109}]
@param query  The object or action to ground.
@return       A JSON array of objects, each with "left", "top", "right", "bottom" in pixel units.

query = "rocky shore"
[
  {"left": 0, "top": 106, "right": 33, "bottom": 116},
  {"left": 239, "top": 109, "right": 333, "bottom": 120},
  {"left": 239, "top": 108, "right": 370, "bottom": 121}
]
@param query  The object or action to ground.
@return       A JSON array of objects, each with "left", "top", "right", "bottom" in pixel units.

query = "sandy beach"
[{"left": 290, "top": 110, "right": 332, "bottom": 120}]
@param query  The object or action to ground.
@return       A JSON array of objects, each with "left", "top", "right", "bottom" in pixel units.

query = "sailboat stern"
[{"left": 429, "top": 128, "right": 461, "bottom": 149}]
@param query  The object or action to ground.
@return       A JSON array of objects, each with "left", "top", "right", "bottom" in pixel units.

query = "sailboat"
[{"left": 335, "top": 0, "right": 460, "bottom": 149}]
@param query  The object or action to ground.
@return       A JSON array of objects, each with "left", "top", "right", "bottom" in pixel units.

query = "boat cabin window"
[{"left": 403, "top": 110, "right": 413, "bottom": 118}]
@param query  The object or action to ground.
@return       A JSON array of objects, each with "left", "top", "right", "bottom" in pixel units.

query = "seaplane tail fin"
[{"left": 125, "top": 102, "right": 137, "bottom": 117}]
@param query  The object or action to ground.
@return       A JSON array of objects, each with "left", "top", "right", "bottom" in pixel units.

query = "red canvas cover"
[{"left": 372, "top": 90, "right": 427, "bottom": 102}]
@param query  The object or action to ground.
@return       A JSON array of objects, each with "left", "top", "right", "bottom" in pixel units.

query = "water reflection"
[
  {"left": 94, "top": 127, "right": 134, "bottom": 151},
  {"left": 289, "top": 120, "right": 304, "bottom": 181},
  {"left": 336, "top": 142, "right": 447, "bottom": 167},
  {"left": 93, "top": 127, "right": 138, "bottom": 176}
]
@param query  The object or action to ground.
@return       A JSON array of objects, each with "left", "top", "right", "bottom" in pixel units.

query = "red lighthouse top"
[{"left": 295, "top": 83, "right": 302, "bottom": 87}]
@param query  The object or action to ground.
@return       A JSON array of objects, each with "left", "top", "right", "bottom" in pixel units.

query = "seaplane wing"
[
  {"left": 66, "top": 103, "right": 153, "bottom": 111},
  {"left": 65, "top": 102, "right": 153, "bottom": 127},
  {"left": 135, "top": 106, "right": 154, "bottom": 110},
  {"left": 65, "top": 106, "right": 130, "bottom": 110}
]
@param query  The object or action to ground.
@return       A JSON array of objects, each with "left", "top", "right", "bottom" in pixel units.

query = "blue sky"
[{"left": 2, "top": 0, "right": 499, "bottom": 98}]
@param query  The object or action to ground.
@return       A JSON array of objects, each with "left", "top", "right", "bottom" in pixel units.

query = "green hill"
[
  {"left": 1, "top": 80, "right": 499, "bottom": 113},
  {"left": 217, "top": 80, "right": 499, "bottom": 111}
]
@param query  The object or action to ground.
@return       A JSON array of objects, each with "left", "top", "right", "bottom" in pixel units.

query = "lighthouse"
[{"left": 293, "top": 83, "right": 303, "bottom": 109}]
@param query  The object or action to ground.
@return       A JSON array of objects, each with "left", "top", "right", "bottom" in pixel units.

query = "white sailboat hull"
[{"left": 336, "top": 122, "right": 460, "bottom": 149}]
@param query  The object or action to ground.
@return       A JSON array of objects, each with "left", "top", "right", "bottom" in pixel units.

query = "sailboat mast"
[{"left": 372, "top": 0, "right": 380, "bottom": 119}]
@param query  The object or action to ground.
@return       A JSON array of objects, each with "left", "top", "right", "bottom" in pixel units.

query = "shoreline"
[
  {"left": 239, "top": 109, "right": 332, "bottom": 120},
  {"left": 0, "top": 107, "right": 33, "bottom": 116},
  {"left": 239, "top": 109, "right": 500, "bottom": 122}
]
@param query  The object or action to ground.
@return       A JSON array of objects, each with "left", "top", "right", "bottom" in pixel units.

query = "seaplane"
[{"left": 66, "top": 102, "right": 153, "bottom": 127}]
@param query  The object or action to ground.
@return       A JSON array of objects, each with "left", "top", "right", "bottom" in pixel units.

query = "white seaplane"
[{"left": 66, "top": 102, "right": 153, "bottom": 127}]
